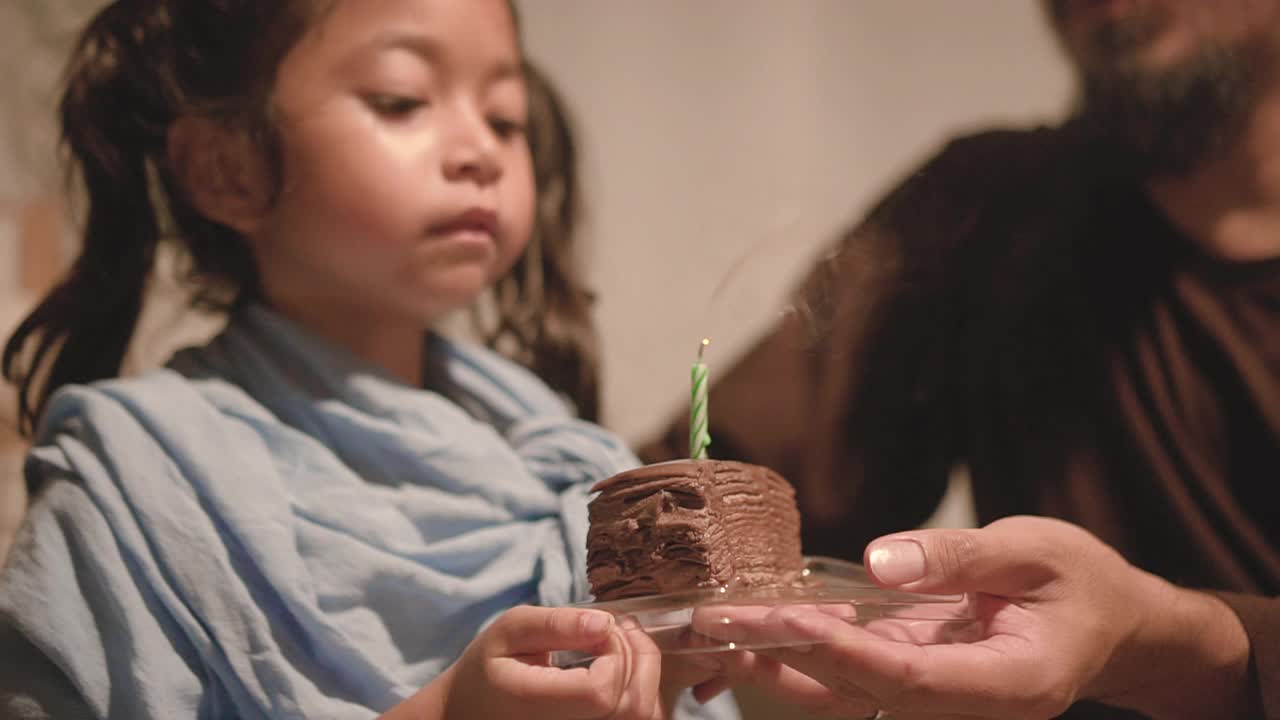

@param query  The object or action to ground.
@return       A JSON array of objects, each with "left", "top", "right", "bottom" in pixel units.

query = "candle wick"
[{"left": 698, "top": 338, "right": 710, "bottom": 362}]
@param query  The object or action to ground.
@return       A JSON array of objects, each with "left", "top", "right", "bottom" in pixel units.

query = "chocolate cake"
[{"left": 586, "top": 459, "right": 804, "bottom": 601}]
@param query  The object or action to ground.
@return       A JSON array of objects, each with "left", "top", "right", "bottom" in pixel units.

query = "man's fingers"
[
  {"left": 701, "top": 649, "right": 878, "bottom": 717},
  {"left": 864, "top": 516, "right": 1093, "bottom": 596},
  {"left": 760, "top": 607, "right": 1069, "bottom": 718}
]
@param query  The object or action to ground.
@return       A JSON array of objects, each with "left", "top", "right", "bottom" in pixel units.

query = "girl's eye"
[
  {"left": 488, "top": 116, "right": 526, "bottom": 140},
  {"left": 366, "top": 94, "right": 427, "bottom": 117}
]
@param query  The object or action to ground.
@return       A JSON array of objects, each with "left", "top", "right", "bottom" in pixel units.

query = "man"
[{"left": 644, "top": 2, "right": 1279, "bottom": 717}]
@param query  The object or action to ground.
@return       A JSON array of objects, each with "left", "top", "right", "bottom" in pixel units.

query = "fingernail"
[
  {"left": 868, "top": 539, "right": 926, "bottom": 586},
  {"left": 581, "top": 611, "right": 613, "bottom": 636}
]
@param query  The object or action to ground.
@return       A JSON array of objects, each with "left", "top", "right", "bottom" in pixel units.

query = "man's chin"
[
  {"left": 1075, "top": 39, "right": 1255, "bottom": 177},
  {"left": 1054, "top": 0, "right": 1171, "bottom": 68}
]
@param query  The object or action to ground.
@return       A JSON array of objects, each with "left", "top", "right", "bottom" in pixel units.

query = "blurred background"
[
  {"left": 515, "top": 0, "right": 1072, "bottom": 443},
  {"left": 0, "top": 2, "right": 1071, "bottom": 716}
]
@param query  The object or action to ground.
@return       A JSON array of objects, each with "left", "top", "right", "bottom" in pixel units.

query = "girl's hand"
[
  {"left": 720, "top": 516, "right": 1254, "bottom": 719},
  {"left": 449, "top": 605, "right": 664, "bottom": 720},
  {"left": 385, "top": 605, "right": 665, "bottom": 720}
]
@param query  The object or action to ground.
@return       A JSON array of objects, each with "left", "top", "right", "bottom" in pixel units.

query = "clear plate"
[{"left": 550, "top": 556, "right": 978, "bottom": 668}]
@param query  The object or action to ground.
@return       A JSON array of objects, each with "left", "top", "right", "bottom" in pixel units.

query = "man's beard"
[{"left": 1073, "top": 20, "right": 1258, "bottom": 178}]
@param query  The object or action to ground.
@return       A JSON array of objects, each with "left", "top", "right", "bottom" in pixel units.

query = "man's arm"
[
  {"left": 1106, "top": 587, "right": 1262, "bottom": 719},
  {"left": 1097, "top": 590, "right": 1275, "bottom": 719}
]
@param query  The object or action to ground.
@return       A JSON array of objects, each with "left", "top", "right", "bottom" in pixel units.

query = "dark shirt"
[{"left": 643, "top": 123, "right": 1280, "bottom": 719}]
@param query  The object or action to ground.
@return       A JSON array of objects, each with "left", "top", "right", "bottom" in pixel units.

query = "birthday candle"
[{"left": 690, "top": 339, "right": 711, "bottom": 460}]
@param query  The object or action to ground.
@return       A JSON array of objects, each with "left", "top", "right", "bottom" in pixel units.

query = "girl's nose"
[{"left": 442, "top": 113, "right": 502, "bottom": 186}]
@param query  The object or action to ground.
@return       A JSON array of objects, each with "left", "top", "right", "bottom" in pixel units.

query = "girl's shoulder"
[{"left": 36, "top": 366, "right": 271, "bottom": 446}]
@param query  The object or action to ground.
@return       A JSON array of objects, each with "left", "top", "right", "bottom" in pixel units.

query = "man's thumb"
[{"left": 864, "top": 518, "right": 1068, "bottom": 597}]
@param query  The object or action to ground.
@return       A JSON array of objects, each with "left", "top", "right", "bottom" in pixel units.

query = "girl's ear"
[{"left": 167, "top": 115, "right": 271, "bottom": 236}]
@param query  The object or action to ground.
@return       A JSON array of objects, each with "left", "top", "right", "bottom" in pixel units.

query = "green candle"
[{"left": 690, "top": 339, "right": 711, "bottom": 459}]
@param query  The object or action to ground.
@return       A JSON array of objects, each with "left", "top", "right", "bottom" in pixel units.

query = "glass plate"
[{"left": 550, "top": 555, "right": 978, "bottom": 668}]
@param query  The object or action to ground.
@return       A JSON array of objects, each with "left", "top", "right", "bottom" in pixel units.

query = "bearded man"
[{"left": 643, "top": 3, "right": 1280, "bottom": 717}]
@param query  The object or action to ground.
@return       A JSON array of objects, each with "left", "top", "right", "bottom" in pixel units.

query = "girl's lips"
[{"left": 431, "top": 207, "right": 498, "bottom": 236}]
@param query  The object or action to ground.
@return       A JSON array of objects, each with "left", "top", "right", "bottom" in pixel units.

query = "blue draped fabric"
[{"left": 0, "top": 307, "right": 738, "bottom": 720}]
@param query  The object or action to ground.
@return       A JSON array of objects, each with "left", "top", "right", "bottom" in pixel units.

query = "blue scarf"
[{"left": 0, "top": 307, "right": 737, "bottom": 719}]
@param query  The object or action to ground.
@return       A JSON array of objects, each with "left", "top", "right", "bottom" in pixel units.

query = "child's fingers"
[
  {"left": 483, "top": 625, "right": 642, "bottom": 719},
  {"left": 488, "top": 658, "right": 627, "bottom": 718},
  {"left": 480, "top": 607, "right": 668, "bottom": 719},
  {"left": 485, "top": 605, "right": 616, "bottom": 656},
  {"left": 615, "top": 621, "right": 662, "bottom": 720}
]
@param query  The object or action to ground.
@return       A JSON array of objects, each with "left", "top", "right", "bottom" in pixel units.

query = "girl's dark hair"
[
  {"left": 481, "top": 62, "right": 601, "bottom": 422},
  {"left": 4, "top": 0, "right": 602, "bottom": 433},
  {"left": 2, "top": 0, "right": 314, "bottom": 436}
]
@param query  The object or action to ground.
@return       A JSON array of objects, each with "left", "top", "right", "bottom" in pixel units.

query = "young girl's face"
[{"left": 249, "top": 0, "right": 533, "bottom": 338}]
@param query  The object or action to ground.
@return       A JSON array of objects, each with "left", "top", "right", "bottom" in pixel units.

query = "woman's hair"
[
  {"left": 481, "top": 62, "right": 601, "bottom": 422},
  {"left": 4, "top": 0, "right": 602, "bottom": 433}
]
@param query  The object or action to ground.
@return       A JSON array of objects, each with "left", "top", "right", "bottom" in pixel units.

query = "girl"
[{"left": 0, "top": 0, "right": 738, "bottom": 718}]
